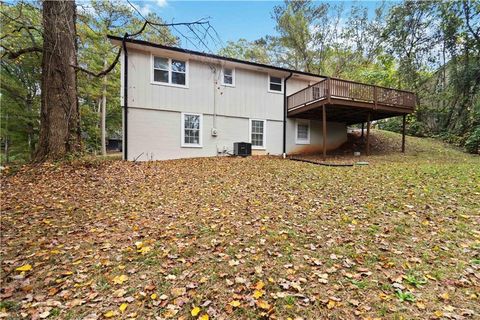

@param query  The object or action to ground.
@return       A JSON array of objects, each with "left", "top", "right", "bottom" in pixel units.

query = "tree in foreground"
[{"left": 35, "top": 1, "right": 81, "bottom": 160}]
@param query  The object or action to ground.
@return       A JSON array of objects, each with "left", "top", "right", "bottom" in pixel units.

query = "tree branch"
[
  {"left": 71, "top": 46, "right": 122, "bottom": 77},
  {"left": 1, "top": 46, "right": 42, "bottom": 59}
]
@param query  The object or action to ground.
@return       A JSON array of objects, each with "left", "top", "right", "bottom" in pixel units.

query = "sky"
[{"left": 129, "top": 0, "right": 393, "bottom": 51}]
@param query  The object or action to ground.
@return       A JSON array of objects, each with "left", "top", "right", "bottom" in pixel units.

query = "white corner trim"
[
  {"left": 150, "top": 53, "right": 189, "bottom": 88},
  {"left": 221, "top": 67, "right": 235, "bottom": 87},
  {"left": 267, "top": 74, "right": 284, "bottom": 94},
  {"left": 249, "top": 118, "right": 267, "bottom": 150},
  {"left": 181, "top": 112, "right": 203, "bottom": 148},
  {"left": 295, "top": 119, "right": 311, "bottom": 145}
]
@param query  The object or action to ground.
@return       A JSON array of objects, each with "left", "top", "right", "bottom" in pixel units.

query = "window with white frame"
[
  {"left": 181, "top": 113, "right": 202, "bottom": 147},
  {"left": 250, "top": 119, "right": 266, "bottom": 149},
  {"left": 295, "top": 119, "right": 310, "bottom": 144},
  {"left": 268, "top": 75, "right": 283, "bottom": 93},
  {"left": 221, "top": 68, "right": 235, "bottom": 86},
  {"left": 153, "top": 56, "right": 187, "bottom": 86}
]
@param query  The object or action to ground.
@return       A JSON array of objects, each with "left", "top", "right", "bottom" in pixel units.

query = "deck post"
[
  {"left": 361, "top": 122, "right": 364, "bottom": 138},
  {"left": 322, "top": 104, "right": 327, "bottom": 161},
  {"left": 401, "top": 114, "right": 406, "bottom": 153},
  {"left": 366, "top": 113, "right": 371, "bottom": 156},
  {"left": 326, "top": 77, "right": 331, "bottom": 104}
]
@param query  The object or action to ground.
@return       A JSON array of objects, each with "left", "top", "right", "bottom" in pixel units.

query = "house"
[{"left": 108, "top": 36, "right": 415, "bottom": 161}]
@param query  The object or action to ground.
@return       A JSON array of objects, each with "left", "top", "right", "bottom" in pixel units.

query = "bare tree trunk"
[
  {"left": 101, "top": 58, "right": 107, "bottom": 156},
  {"left": 35, "top": 0, "right": 81, "bottom": 161}
]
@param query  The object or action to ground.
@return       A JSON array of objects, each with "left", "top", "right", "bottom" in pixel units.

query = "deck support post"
[
  {"left": 366, "top": 113, "right": 371, "bottom": 156},
  {"left": 401, "top": 114, "right": 406, "bottom": 153},
  {"left": 322, "top": 104, "right": 327, "bottom": 161},
  {"left": 361, "top": 122, "right": 364, "bottom": 138}
]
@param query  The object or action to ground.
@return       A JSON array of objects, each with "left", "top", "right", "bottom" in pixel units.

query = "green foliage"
[
  {"left": 218, "top": 39, "right": 271, "bottom": 64},
  {"left": 0, "top": 2, "right": 42, "bottom": 164},
  {"left": 1, "top": 0, "right": 178, "bottom": 163},
  {"left": 395, "top": 290, "right": 415, "bottom": 302},
  {"left": 221, "top": 0, "right": 479, "bottom": 154},
  {"left": 403, "top": 272, "right": 427, "bottom": 288}
]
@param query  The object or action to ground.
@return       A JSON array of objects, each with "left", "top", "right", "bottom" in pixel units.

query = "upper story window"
[
  {"left": 268, "top": 75, "right": 283, "bottom": 93},
  {"left": 152, "top": 55, "right": 187, "bottom": 87},
  {"left": 221, "top": 68, "right": 235, "bottom": 87}
]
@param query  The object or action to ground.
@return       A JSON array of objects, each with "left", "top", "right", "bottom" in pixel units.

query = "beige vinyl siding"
[
  {"left": 127, "top": 108, "right": 283, "bottom": 161},
  {"left": 124, "top": 48, "right": 346, "bottom": 161},
  {"left": 127, "top": 49, "right": 285, "bottom": 120}
]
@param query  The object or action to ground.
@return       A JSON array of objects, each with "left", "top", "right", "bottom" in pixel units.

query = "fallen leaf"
[
  {"left": 104, "top": 310, "right": 116, "bottom": 318},
  {"left": 229, "top": 300, "right": 241, "bottom": 307},
  {"left": 327, "top": 300, "right": 336, "bottom": 309},
  {"left": 16, "top": 264, "right": 32, "bottom": 272},
  {"left": 255, "top": 280, "right": 265, "bottom": 290},
  {"left": 119, "top": 303, "right": 128, "bottom": 313},
  {"left": 191, "top": 306, "right": 201, "bottom": 316},
  {"left": 113, "top": 274, "right": 128, "bottom": 285},
  {"left": 256, "top": 299, "right": 270, "bottom": 310},
  {"left": 253, "top": 290, "right": 264, "bottom": 299}
]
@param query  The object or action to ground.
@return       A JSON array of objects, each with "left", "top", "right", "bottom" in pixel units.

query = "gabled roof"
[{"left": 107, "top": 35, "right": 328, "bottom": 80}]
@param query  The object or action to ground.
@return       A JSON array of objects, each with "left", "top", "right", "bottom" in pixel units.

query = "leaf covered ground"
[{"left": 1, "top": 131, "right": 479, "bottom": 320}]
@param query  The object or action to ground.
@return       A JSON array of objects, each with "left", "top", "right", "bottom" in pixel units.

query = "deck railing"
[{"left": 287, "top": 77, "right": 416, "bottom": 111}]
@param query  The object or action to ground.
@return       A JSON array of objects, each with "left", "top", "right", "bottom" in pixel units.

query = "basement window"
[
  {"left": 152, "top": 55, "right": 188, "bottom": 87},
  {"left": 181, "top": 113, "right": 202, "bottom": 147},
  {"left": 295, "top": 119, "right": 310, "bottom": 144},
  {"left": 250, "top": 119, "right": 266, "bottom": 149},
  {"left": 221, "top": 68, "right": 235, "bottom": 86},
  {"left": 268, "top": 75, "right": 283, "bottom": 93}
]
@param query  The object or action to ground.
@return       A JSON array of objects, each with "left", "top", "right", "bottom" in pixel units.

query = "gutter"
[
  {"left": 107, "top": 35, "right": 329, "bottom": 80},
  {"left": 122, "top": 35, "right": 128, "bottom": 160},
  {"left": 283, "top": 72, "right": 293, "bottom": 157}
]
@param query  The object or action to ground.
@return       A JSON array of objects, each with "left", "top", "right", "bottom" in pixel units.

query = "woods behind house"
[{"left": 0, "top": 0, "right": 479, "bottom": 163}]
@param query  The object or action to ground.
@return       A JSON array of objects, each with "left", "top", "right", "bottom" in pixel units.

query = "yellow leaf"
[
  {"left": 119, "top": 303, "right": 128, "bottom": 313},
  {"left": 256, "top": 299, "right": 270, "bottom": 310},
  {"left": 416, "top": 302, "right": 426, "bottom": 310},
  {"left": 425, "top": 274, "right": 437, "bottom": 281},
  {"left": 378, "top": 293, "right": 391, "bottom": 300},
  {"left": 199, "top": 314, "right": 209, "bottom": 320},
  {"left": 255, "top": 280, "right": 265, "bottom": 290},
  {"left": 434, "top": 310, "right": 443, "bottom": 317},
  {"left": 104, "top": 310, "right": 116, "bottom": 318},
  {"left": 16, "top": 264, "right": 32, "bottom": 272},
  {"left": 440, "top": 292, "right": 449, "bottom": 300},
  {"left": 229, "top": 300, "right": 241, "bottom": 307},
  {"left": 135, "top": 241, "right": 143, "bottom": 249},
  {"left": 151, "top": 293, "right": 158, "bottom": 300},
  {"left": 327, "top": 300, "right": 336, "bottom": 309},
  {"left": 191, "top": 306, "right": 201, "bottom": 316},
  {"left": 138, "top": 246, "right": 152, "bottom": 255},
  {"left": 253, "top": 290, "right": 264, "bottom": 299},
  {"left": 113, "top": 274, "right": 128, "bottom": 285}
]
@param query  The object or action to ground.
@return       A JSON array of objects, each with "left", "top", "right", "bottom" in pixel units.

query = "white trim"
[
  {"left": 151, "top": 54, "right": 189, "bottom": 88},
  {"left": 221, "top": 67, "right": 235, "bottom": 87},
  {"left": 181, "top": 112, "right": 203, "bottom": 148},
  {"left": 249, "top": 119, "right": 267, "bottom": 150},
  {"left": 295, "top": 119, "right": 310, "bottom": 144},
  {"left": 267, "top": 74, "right": 284, "bottom": 94}
]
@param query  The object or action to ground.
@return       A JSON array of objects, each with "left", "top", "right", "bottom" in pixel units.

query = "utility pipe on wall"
[{"left": 283, "top": 72, "right": 293, "bottom": 157}]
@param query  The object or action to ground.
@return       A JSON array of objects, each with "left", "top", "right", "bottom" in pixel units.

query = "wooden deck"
[
  {"left": 286, "top": 77, "right": 416, "bottom": 159},
  {"left": 287, "top": 78, "right": 416, "bottom": 124}
]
